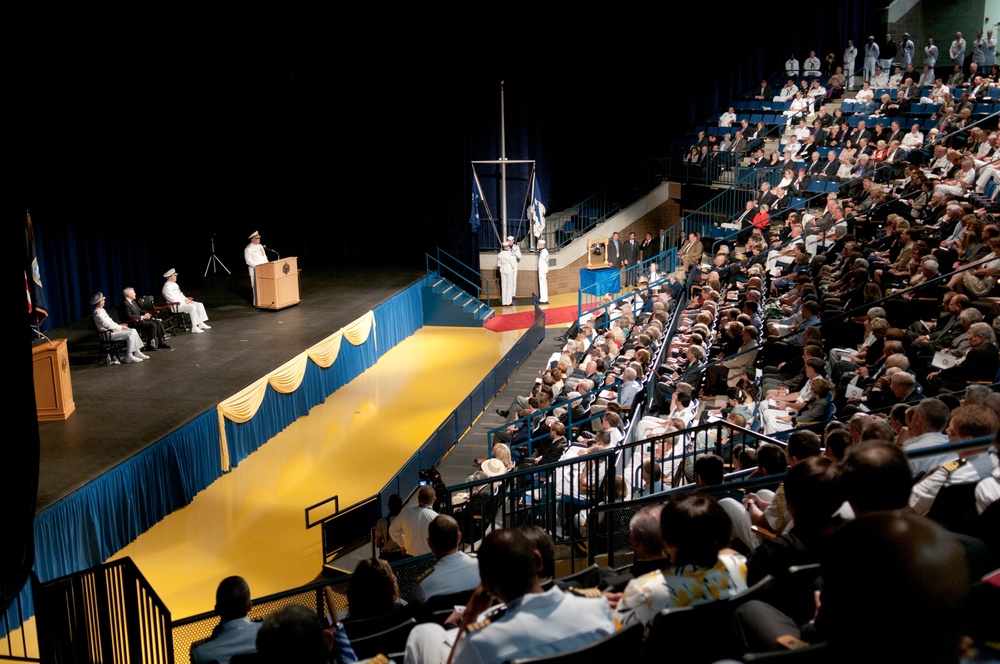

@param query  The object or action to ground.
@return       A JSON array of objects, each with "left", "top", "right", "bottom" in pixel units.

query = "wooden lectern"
[
  {"left": 33, "top": 338, "right": 75, "bottom": 421},
  {"left": 255, "top": 257, "right": 300, "bottom": 310}
]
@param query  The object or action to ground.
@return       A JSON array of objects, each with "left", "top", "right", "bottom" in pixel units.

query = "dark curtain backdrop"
[{"left": 18, "top": 3, "right": 878, "bottom": 329}]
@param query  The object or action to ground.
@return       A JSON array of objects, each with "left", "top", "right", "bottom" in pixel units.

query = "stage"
[{"left": 34, "top": 266, "right": 425, "bottom": 512}]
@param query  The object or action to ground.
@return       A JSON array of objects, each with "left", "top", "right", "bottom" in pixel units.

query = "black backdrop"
[{"left": 15, "top": 4, "right": 879, "bottom": 329}]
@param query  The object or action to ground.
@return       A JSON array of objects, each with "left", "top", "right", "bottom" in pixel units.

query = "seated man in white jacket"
[{"left": 162, "top": 268, "right": 211, "bottom": 333}]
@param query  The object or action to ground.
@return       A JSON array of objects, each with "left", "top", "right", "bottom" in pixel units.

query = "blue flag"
[
  {"left": 26, "top": 211, "right": 48, "bottom": 326},
  {"left": 469, "top": 187, "right": 481, "bottom": 233},
  {"left": 529, "top": 178, "right": 547, "bottom": 238}
]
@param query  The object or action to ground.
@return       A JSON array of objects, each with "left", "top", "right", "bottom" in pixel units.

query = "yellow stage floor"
[{"left": 105, "top": 321, "right": 548, "bottom": 618}]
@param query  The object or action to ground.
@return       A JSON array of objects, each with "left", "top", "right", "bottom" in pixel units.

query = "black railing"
[
  {"left": 443, "top": 420, "right": 783, "bottom": 571},
  {"left": 426, "top": 246, "right": 490, "bottom": 304},
  {"left": 1, "top": 581, "right": 37, "bottom": 662},
  {"left": 34, "top": 557, "right": 172, "bottom": 664}
]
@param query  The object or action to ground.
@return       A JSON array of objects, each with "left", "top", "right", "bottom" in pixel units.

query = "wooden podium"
[
  {"left": 33, "top": 338, "right": 76, "bottom": 421},
  {"left": 255, "top": 257, "right": 300, "bottom": 310}
]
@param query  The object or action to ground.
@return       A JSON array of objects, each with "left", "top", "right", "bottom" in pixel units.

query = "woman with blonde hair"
[
  {"left": 610, "top": 326, "right": 627, "bottom": 350},
  {"left": 492, "top": 443, "right": 515, "bottom": 471},
  {"left": 835, "top": 153, "right": 854, "bottom": 184}
]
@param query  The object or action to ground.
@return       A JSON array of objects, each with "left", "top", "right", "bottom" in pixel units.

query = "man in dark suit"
[
  {"left": 730, "top": 130, "right": 748, "bottom": 154},
  {"left": 821, "top": 151, "right": 842, "bottom": 181},
  {"left": 968, "top": 75, "right": 989, "bottom": 101},
  {"left": 849, "top": 120, "right": 873, "bottom": 145},
  {"left": 118, "top": 287, "right": 170, "bottom": 350},
  {"left": 887, "top": 89, "right": 912, "bottom": 115},
  {"left": 606, "top": 231, "right": 623, "bottom": 290},
  {"left": 607, "top": 231, "right": 622, "bottom": 267},
  {"left": 771, "top": 186, "right": 791, "bottom": 212},
  {"left": 811, "top": 119, "right": 828, "bottom": 145},
  {"left": 881, "top": 140, "right": 907, "bottom": 180},
  {"left": 734, "top": 199, "right": 758, "bottom": 228},
  {"left": 888, "top": 120, "right": 907, "bottom": 145},
  {"left": 623, "top": 231, "right": 641, "bottom": 286},
  {"left": 753, "top": 79, "right": 773, "bottom": 101},
  {"left": 799, "top": 136, "right": 820, "bottom": 162},
  {"left": 639, "top": 232, "right": 656, "bottom": 263},
  {"left": 921, "top": 191, "right": 948, "bottom": 227},
  {"left": 805, "top": 151, "right": 826, "bottom": 178},
  {"left": 899, "top": 77, "right": 920, "bottom": 101},
  {"left": 926, "top": 323, "right": 1000, "bottom": 394},
  {"left": 757, "top": 181, "right": 778, "bottom": 209}
]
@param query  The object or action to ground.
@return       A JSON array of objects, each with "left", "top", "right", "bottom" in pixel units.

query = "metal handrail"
[
  {"left": 485, "top": 386, "right": 606, "bottom": 458},
  {"left": 534, "top": 159, "right": 671, "bottom": 252},
  {"left": 426, "top": 247, "right": 490, "bottom": 304}
]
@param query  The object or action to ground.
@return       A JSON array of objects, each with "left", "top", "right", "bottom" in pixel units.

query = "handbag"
[{"left": 962, "top": 271, "right": 996, "bottom": 297}]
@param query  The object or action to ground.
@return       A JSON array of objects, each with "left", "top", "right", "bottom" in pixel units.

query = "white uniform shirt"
[
  {"left": 388, "top": 504, "right": 438, "bottom": 556},
  {"left": 244, "top": 243, "right": 267, "bottom": 270},
  {"left": 162, "top": 281, "right": 186, "bottom": 304},
  {"left": 93, "top": 306, "right": 122, "bottom": 332}
]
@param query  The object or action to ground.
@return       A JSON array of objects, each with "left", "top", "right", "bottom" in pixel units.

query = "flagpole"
[
  {"left": 527, "top": 169, "right": 536, "bottom": 251},
  {"left": 500, "top": 80, "right": 507, "bottom": 242}
]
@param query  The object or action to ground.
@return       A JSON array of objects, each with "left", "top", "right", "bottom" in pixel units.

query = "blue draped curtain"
[
  {"left": 224, "top": 279, "right": 427, "bottom": 467},
  {"left": 33, "top": 409, "right": 220, "bottom": 583},
  {"left": 34, "top": 279, "right": 427, "bottom": 585}
]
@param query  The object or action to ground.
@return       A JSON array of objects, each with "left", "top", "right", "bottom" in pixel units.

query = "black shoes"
[{"left": 496, "top": 409, "right": 509, "bottom": 418}]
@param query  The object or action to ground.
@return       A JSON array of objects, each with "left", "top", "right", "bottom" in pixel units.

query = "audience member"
[{"left": 191, "top": 576, "right": 261, "bottom": 664}]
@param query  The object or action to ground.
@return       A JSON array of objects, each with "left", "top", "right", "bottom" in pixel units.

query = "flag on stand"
[{"left": 25, "top": 210, "right": 48, "bottom": 326}]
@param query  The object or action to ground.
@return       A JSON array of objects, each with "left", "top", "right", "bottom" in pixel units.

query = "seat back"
[
  {"left": 507, "top": 621, "right": 643, "bottom": 664},
  {"left": 926, "top": 482, "right": 979, "bottom": 536},
  {"left": 341, "top": 608, "right": 414, "bottom": 642},
  {"left": 138, "top": 294, "right": 157, "bottom": 313},
  {"left": 640, "top": 575, "right": 776, "bottom": 664},
  {"left": 771, "top": 564, "right": 822, "bottom": 627},
  {"left": 742, "top": 642, "right": 834, "bottom": 662},
  {"left": 348, "top": 618, "right": 417, "bottom": 660},
  {"left": 414, "top": 588, "right": 476, "bottom": 625}
]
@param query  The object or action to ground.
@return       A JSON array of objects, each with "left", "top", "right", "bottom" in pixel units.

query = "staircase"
[{"left": 422, "top": 275, "right": 494, "bottom": 326}]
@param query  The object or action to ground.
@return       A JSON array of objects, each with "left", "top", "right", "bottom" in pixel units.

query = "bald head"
[
  {"left": 427, "top": 514, "right": 461, "bottom": 557},
  {"left": 417, "top": 484, "right": 437, "bottom": 506}
]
